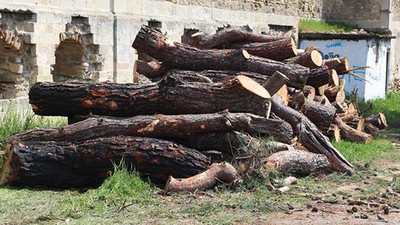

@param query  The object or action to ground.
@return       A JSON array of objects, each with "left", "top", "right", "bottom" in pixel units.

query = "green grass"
[
  {"left": 333, "top": 139, "right": 397, "bottom": 165},
  {"left": 359, "top": 92, "right": 400, "bottom": 126},
  {"left": 299, "top": 19, "right": 356, "bottom": 33}
]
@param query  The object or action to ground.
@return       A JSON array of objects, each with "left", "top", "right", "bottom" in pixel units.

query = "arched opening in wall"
[
  {"left": 52, "top": 39, "right": 86, "bottom": 82},
  {"left": 0, "top": 30, "right": 28, "bottom": 99}
]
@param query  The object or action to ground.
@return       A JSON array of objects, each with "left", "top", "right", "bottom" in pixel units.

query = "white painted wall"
[{"left": 299, "top": 39, "right": 390, "bottom": 100}]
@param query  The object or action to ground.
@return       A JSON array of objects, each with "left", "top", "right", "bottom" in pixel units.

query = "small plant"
[
  {"left": 358, "top": 92, "right": 400, "bottom": 126},
  {"left": 299, "top": 19, "right": 356, "bottom": 33}
]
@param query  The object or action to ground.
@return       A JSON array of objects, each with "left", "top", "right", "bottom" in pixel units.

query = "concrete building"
[{"left": 0, "top": 0, "right": 400, "bottom": 113}]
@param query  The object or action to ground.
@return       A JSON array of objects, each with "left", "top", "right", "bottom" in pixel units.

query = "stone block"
[{"left": 9, "top": 63, "right": 24, "bottom": 74}]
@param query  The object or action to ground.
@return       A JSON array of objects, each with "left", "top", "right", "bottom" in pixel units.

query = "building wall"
[
  {"left": 299, "top": 38, "right": 391, "bottom": 100},
  {"left": 391, "top": 0, "right": 400, "bottom": 79}
]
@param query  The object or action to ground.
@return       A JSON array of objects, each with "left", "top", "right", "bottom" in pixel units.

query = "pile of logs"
[{"left": 0, "top": 26, "right": 387, "bottom": 192}]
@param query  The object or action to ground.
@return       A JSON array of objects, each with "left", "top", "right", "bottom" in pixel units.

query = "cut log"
[
  {"left": 324, "top": 57, "right": 350, "bottom": 74},
  {"left": 338, "top": 102, "right": 358, "bottom": 122},
  {"left": 132, "top": 25, "right": 309, "bottom": 88},
  {"left": 271, "top": 95, "right": 354, "bottom": 174},
  {"left": 264, "top": 150, "right": 332, "bottom": 176},
  {"left": 333, "top": 116, "right": 373, "bottom": 144},
  {"left": 302, "top": 85, "right": 316, "bottom": 100},
  {"left": 30, "top": 74, "right": 271, "bottom": 117},
  {"left": 276, "top": 85, "right": 289, "bottom": 105},
  {"left": 9, "top": 112, "right": 294, "bottom": 144},
  {"left": 136, "top": 60, "right": 171, "bottom": 80},
  {"left": 306, "top": 68, "right": 339, "bottom": 89},
  {"left": 184, "top": 28, "right": 285, "bottom": 49},
  {"left": 364, "top": 122, "right": 380, "bottom": 137},
  {"left": 366, "top": 113, "right": 387, "bottom": 130},
  {"left": 317, "top": 84, "right": 329, "bottom": 96},
  {"left": 335, "top": 90, "right": 346, "bottom": 104},
  {"left": 301, "top": 99, "right": 336, "bottom": 129},
  {"left": 314, "top": 95, "right": 332, "bottom": 106},
  {"left": 164, "top": 69, "right": 269, "bottom": 84},
  {"left": 287, "top": 50, "right": 323, "bottom": 69},
  {"left": 0, "top": 136, "right": 211, "bottom": 188},
  {"left": 263, "top": 71, "right": 290, "bottom": 96},
  {"left": 164, "top": 162, "right": 237, "bottom": 193},
  {"left": 288, "top": 91, "right": 306, "bottom": 110},
  {"left": 324, "top": 86, "right": 339, "bottom": 98},
  {"left": 347, "top": 117, "right": 365, "bottom": 132},
  {"left": 223, "top": 38, "right": 297, "bottom": 61}
]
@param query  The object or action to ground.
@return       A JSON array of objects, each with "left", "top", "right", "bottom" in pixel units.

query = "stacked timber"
[{"left": 0, "top": 26, "right": 388, "bottom": 192}]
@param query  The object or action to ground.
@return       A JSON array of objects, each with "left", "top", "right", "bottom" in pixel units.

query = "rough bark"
[
  {"left": 314, "top": 95, "right": 332, "bottom": 106},
  {"left": 264, "top": 150, "right": 332, "bottom": 176},
  {"left": 263, "top": 71, "right": 290, "bottom": 96},
  {"left": 271, "top": 95, "right": 354, "bottom": 174},
  {"left": 324, "top": 57, "right": 350, "bottom": 74},
  {"left": 9, "top": 112, "right": 293, "bottom": 144},
  {"left": 164, "top": 162, "right": 237, "bottom": 193},
  {"left": 132, "top": 26, "right": 309, "bottom": 88},
  {"left": 288, "top": 91, "right": 306, "bottom": 110},
  {"left": 364, "top": 122, "right": 380, "bottom": 137},
  {"left": 302, "top": 85, "right": 316, "bottom": 100},
  {"left": 306, "top": 68, "right": 339, "bottom": 89},
  {"left": 301, "top": 99, "right": 337, "bottom": 129},
  {"left": 0, "top": 136, "right": 211, "bottom": 188},
  {"left": 185, "top": 28, "right": 285, "bottom": 49},
  {"left": 333, "top": 116, "right": 373, "bottom": 144},
  {"left": 223, "top": 38, "right": 297, "bottom": 61},
  {"left": 286, "top": 50, "right": 323, "bottom": 69},
  {"left": 30, "top": 74, "right": 271, "bottom": 117},
  {"left": 366, "top": 113, "right": 387, "bottom": 130},
  {"left": 136, "top": 60, "right": 171, "bottom": 79},
  {"left": 164, "top": 69, "right": 270, "bottom": 84}
]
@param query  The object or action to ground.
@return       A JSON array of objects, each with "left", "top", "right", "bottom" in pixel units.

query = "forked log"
[
  {"left": 324, "top": 57, "right": 350, "bottom": 74},
  {"left": 132, "top": 25, "right": 309, "bottom": 88},
  {"left": 8, "top": 112, "right": 293, "bottom": 144},
  {"left": 30, "top": 74, "right": 271, "bottom": 117},
  {"left": 0, "top": 136, "right": 211, "bottom": 188},
  {"left": 223, "top": 38, "right": 297, "bottom": 61},
  {"left": 286, "top": 50, "right": 323, "bottom": 69},
  {"left": 366, "top": 113, "right": 387, "bottom": 130},
  {"left": 136, "top": 60, "right": 171, "bottom": 79},
  {"left": 333, "top": 116, "right": 373, "bottom": 144},
  {"left": 164, "top": 162, "right": 237, "bottom": 193},
  {"left": 271, "top": 95, "right": 354, "bottom": 173},
  {"left": 301, "top": 99, "right": 336, "bottom": 129},
  {"left": 306, "top": 68, "right": 339, "bottom": 89},
  {"left": 184, "top": 28, "right": 285, "bottom": 49},
  {"left": 264, "top": 150, "right": 332, "bottom": 176}
]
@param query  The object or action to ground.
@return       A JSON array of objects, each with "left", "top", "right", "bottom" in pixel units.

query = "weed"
[
  {"left": 359, "top": 92, "right": 400, "bottom": 126},
  {"left": 299, "top": 19, "right": 356, "bottom": 33}
]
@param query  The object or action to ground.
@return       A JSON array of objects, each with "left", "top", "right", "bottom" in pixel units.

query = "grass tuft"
[{"left": 299, "top": 19, "right": 356, "bottom": 33}]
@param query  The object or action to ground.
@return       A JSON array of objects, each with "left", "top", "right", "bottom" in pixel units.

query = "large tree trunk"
[
  {"left": 286, "top": 50, "right": 323, "bottom": 69},
  {"left": 164, "top": 162, "right": 237, "bottom": 193},
  {"left": 333, "top": 116, "right": 373, "bottom": 144},
  {"left": 271, "top": 95, "right": 354, "bottom": 174},
  {"left": 264, "top": 150, "right": 332, "bottom": 176},
  {"left": 223, "top": 38, "right": 297, "bottom": 61},
  {"left": 164, "top": 69, "right": 270, "bottom": 84},
  {"left": 132, "top": 25, "right": 309, "bottom": 88},
  {"left": 136, "top": 60, "right": 171, "bottom": 80},
  {"left": 30, "top": 74, "right": 271, "bottom": 117},
  {"left": 0, "top": 136, "right": 211, "bottom": 188},
  {"left": 301, "top": 99, "right": 336, "bottom": 129},
  {"left": 184, "top": 27, "right": 285, "bottom": 49},
  {"left": 8, "top": 112, "right": 294, "bottom": 144}
]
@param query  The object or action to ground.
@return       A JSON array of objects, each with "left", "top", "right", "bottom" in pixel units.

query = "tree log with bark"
[
  {"left": 264, "top": 150, "right": 332, "bottom": 176},
  {"left": 286, "top": 50, "right": 323, "bottom": 69},
  {"left": 223, "top": 38, "right": 297, "bottom": 61},
  {"left": 301, "top": 99, "right": 336, "bottom": 129},
  {"left": 366, "top": 113, "right": 387, "bottom": 130},
  {"left": 306, "top": 68, "right": 339, "bottom": 89},
  {"left": 271, "top": 95, "right": 354, "bottom": 174},
  {"left": 164, "top": 162, "right": 237, "bottom": 193},
  {"left": 333, "top": 116, "right": 373, "bottom": 144},
  {"left": 30, "top": 74, "right": 271, "bottom": 117},
  {"left": 324, "top": 57, "right": 350, "bottom": 74},
  {"left": 184, "top": 28, "right": 285, "bottom": 49},
  {"left": 8, "top": 112, "right": 294, "bottom": 144},
  {"left": 136, "top": 60, "right": 171, "bottom": 80},
  {"left": 0, "top": 136, "right": 211, "bottom": 188},
  {"left": 132, "top": 25, "right": 309, "bottom": 88}
]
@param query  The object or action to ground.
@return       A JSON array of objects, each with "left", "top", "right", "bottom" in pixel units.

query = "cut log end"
[
  {"left": 242, "top": 49, "right": 251, "bottom": 59},
  {"left": 191, "top": 31, "right": 204, "bottom": 37},
  {"left": 311, "top": 50, "right": 323, "bottom": 67},
  {"left": 330, "top": 69, "right": 339, "bottom": 87},
  {"left": 237, "top": 75, "right": 271, "bottom": 99},
  {"left": 290, "top": 38, "right": 298, "bottom": 56}
]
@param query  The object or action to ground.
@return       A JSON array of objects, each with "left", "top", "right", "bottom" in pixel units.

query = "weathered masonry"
[{"left": 0, "top": 0, "right": 399, "bottom": 112}]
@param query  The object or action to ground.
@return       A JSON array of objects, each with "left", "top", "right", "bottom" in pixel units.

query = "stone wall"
[{"left": 393, "top": 0, "right": 400, "bottom": 21}]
